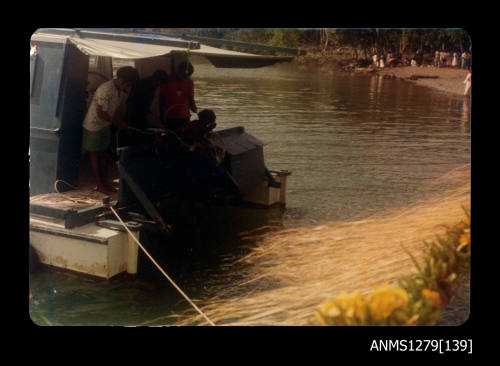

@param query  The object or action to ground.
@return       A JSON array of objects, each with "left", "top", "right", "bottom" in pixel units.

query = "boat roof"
[{"left": 31, "top": 28, "right": 294, "bottom": 68}]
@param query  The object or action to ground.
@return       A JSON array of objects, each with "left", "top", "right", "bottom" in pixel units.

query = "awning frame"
[{"left": 32, "top": 28, "right": 294, "bottom": 68}]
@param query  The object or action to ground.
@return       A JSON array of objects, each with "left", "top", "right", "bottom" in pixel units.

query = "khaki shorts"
[{"left": 82, "top": 127, "right": 111, "bottom": 151}]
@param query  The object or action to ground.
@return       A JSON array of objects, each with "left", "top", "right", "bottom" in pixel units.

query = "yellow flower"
[
  {"left": 335, "top": 290, "right": 366, "bottom": 318},
  {"left": 367, "top": 283, "right": 409, "bottom": 321},
  {"left": 318, "top": 300, "right": 342, "bottom": 318},
  {"left": 459, "top": 233, "right": 470, "bottom": 246},
  {"left": 421, "top": 289, "right": 442, "bottom": 308},
  {"left": 315, "top": 312, "right": 328, "bottom": 325},
  {"left": 318, "top": 290, "right": 368, "bottom": 325}
]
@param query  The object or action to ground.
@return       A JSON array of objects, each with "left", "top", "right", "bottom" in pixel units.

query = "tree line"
[{"left": 147, "top": 28, "right": 471, "bottom": 60}]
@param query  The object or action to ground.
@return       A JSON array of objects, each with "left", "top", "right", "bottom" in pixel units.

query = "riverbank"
[
  {"left": 290, "top": 55, "right": 471, "bottom": 97},
  {"left": 377, "top": 66, "right": 471, "bottom": 96}
]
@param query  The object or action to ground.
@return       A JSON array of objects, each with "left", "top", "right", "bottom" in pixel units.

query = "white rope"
[
  {"left": 54, "top": 179, "right": 78, "bottom": 193},
  {"left": 108, "top": 205, "right": 216, "bottom": 326},
  {"left": 50, "top": 180, "right": 102, "bottom": 207}
]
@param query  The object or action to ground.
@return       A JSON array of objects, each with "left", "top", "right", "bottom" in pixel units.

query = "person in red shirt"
[{"left": 159, "top": 61, "right": 197, "bottom": 131}]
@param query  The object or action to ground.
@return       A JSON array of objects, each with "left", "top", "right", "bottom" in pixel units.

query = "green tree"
[{"left": 267, "top": 29, "right": 301, "bottom": 48}]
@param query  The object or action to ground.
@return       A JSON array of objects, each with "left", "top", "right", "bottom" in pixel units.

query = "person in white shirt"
[
  {"left": 379, "top": 56, "right": 384, "bottom": 68},
  {"left": 452, "top": 52, "right": 458, "bottom": 67},
  {"left": 82, "top": 66, "right": 139, "bottom": 194}
]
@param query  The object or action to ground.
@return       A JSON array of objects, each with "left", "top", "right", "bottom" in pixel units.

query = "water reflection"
[{"left": 194, "top": 65, "right": 470, "bottom": 226}]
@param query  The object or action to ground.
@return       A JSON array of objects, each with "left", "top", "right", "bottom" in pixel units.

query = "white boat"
[{"left": 29, "top": 28, "right": 294, "bottom": 278}]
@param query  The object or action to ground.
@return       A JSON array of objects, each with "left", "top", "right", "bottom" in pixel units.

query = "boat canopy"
[{"left": 31, "top": 29, "right": 293, "bottom": 68}]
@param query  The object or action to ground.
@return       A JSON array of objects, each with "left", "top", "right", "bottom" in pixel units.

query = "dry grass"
[{"left": 167, "top": 164, "right": 470, "bottom": 326}]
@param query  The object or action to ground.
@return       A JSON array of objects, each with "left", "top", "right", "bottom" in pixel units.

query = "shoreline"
[
  {"left": 377, "top": 66, "right": 471, "bottom": 96},
  {"left": 289, "top": 57, "right": 471, "bottom": 97}
]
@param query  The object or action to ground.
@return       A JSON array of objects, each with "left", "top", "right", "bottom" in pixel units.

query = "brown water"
[{"left": 29, "top": 63, "right": 471, "bottom": 326}]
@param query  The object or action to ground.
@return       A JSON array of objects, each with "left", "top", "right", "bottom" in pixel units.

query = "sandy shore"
[
  {"left": 293, "top": 56, "right": 471, "bottom": 97},
  {"left": 377, "top": 66, "right": 471, "bottom": 96}
]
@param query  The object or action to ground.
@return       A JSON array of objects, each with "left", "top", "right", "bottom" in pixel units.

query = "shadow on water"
[{"left": 135, "top": 202, "right": 286, "bottom": 288}]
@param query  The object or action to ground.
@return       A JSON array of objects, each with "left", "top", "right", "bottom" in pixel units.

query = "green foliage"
[
  {"left": 148, "top": 28, "right": 471, "bottom": 59},
  {"left": 267, "top": 29, "right": 301, "bottom": 48},
  {"left": 224, "top": 28, "right": 274, "bottom": 44},
  {"left": 201, "top": 28, "right": 471, "bottom": 56}
]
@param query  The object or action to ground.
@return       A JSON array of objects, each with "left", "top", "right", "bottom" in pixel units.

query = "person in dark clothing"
[
  {"left": 126, "top": 69, "right": 168, "bottom": 129},
  {"left": 122, "top": 69, "right": 168, "bottom": 146},
  {"left": 178, "top": 109, "right": 217, "bottom": 149}
]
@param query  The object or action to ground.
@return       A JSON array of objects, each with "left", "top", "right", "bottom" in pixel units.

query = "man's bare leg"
[
  {"left": 101, "top": 151, "right": 118, "bottom": 192},
  {"left": 89, "top": 151, "right": 113, "bottom": 194}
]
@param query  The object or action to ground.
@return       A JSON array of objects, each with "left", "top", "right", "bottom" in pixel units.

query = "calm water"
[{"left": 29, "top": 63, "right": 471, "bottom": 326}]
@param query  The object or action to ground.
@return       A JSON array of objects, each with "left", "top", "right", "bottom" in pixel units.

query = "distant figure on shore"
[
  {"left": 379, "top": 56, "right": 385, "bottom": 68},
  {"left": 415, "top": 49, "right": 422, "bottom": 65},
  {"left": 372, "top": 54, "right": 378, "bottom": 68},
  {"left": 402, "top": 55, "right": 409, "bottom": 66},
  {"left": 461, "top": 51, "right": 467, "bottom": 69},
  {"left": 411, "top": 58, "right": 417, "bottom": 67},
  {"left": 464, "top": 71, "right": 471, "bottom": 96},
  {"left": 452, "top": 52, "right": 458, "bottom": 68},
  {"left": 440, "top": 51, "right": 448, "bottom": 67},
  {"left": 434, "top": 50, "right": 440, "bottom": 68}
]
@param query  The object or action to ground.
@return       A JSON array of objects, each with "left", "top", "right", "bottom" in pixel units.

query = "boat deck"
[
  {"left": 29, "top": 183, "right": 137, "bottom": 279},
  {"left": 29, "top": 180, "right": 119, "bottom": 231},
  {"left": 29, "top": 187, "right": 116, "bottom": 211},
  {"left": 30, "top": 149, "right": 119, "bottom": 212}
]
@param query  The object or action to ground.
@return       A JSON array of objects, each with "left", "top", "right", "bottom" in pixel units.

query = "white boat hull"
[{"left": 30, "top": 215, "right": 139, "bottom": 279}]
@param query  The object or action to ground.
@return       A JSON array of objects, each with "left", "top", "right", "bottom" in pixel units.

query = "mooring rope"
[{"left": 107, "top": 204, "right": 216, "bottom": 326}]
